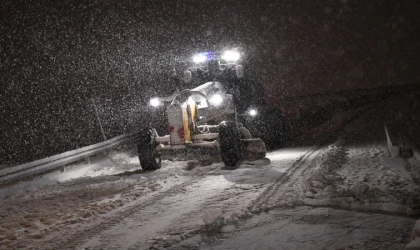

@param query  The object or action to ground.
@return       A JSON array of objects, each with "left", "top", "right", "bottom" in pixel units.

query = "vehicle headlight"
[
  {"left": 221, "top": 50, "right": 240, "bottom": 62},
  {"left": 192, "top": 53, "right": 207, "bottom": 64},
  {"left": 248, "top": 109, "right": 258, "bottom": 117},
  {"left": 149, "top": 98, "right": 161, "bottom": 107},
  {"left": 208, "top": 94, "right": 223, "bottom": 106}
]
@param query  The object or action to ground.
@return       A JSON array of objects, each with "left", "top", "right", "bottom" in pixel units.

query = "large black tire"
[
  {"left": 137, "top": 128, "right": 161, "bottom": 171},
  {"left": 219, "top": 121, "right": 242, "bottom": 167}
]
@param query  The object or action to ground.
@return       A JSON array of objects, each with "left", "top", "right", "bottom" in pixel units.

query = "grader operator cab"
[{"left": 138, "top": 50, "right": 266, "bottom": 170}]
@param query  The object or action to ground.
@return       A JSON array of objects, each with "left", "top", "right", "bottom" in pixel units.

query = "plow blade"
[
  {"left": 156, "top": 138, "right": 266, "bottom": 163},
  {"left": 157, "top": 141, "right": 220, "bottom": 162}
]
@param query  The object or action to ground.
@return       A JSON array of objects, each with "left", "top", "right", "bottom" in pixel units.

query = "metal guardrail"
[{"left": 0, "top": 132, "right": 138, "bottom": 186}]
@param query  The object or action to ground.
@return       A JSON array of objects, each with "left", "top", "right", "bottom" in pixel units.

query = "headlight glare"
[
  {"left": 221, "top": 50, "right": 240, "bottom": 62},
  {"left": 208, "top": 94, "right": 223, "bottom": 106},
  {"left": 149, "top": 98, "right": 161, "bottom": 107},
  {"left": 192, "top": 53, "right": 207, "bottom": 64},
  {"left": 248, "top": 109, "right": 258, "bottom": 116}
]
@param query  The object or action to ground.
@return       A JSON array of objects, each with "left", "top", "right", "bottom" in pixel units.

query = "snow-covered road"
[
  {"left": 0, "top": 145, "right": 316, "bottom": 249},
  {"left": 200, "top": 207, "right": 414, "bottom": 250}
]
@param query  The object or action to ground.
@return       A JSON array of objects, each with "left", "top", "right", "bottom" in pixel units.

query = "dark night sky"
[{"left": 1, "top": 0, "right": 420, "bottom": 164}]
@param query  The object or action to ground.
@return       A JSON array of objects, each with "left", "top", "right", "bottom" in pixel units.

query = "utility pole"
[{"left": 91, "top": 98, "right": 107, "bottom": 141}]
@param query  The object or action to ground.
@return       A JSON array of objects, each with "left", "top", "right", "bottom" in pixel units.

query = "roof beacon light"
[{"left": 221, "top": 50, "right": 240, "bottom": 62}]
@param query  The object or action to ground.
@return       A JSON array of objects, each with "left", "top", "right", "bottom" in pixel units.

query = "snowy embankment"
[
  {"left": 301, "top": 138, "right": 420, "bottom": 215},
  {"left": 296, "top": 107, "right": 420, "bottom": 250}
]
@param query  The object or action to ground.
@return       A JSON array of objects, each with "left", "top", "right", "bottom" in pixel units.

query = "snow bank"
[
  {"left": 295, "top": 104, "right": 420, "bottom": 219},
  {"left": 301, "top": 139, "right": 420, "bottom": 216}
]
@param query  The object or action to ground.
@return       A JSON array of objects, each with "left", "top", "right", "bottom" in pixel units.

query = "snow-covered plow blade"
[
  {"left": 157, "top": 141, "right": 220, "bottom": 162},
  {"left": 155, "top": 137, "right": 266, "bottom": 163}
]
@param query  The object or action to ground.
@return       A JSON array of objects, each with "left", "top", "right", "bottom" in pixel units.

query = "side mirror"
[
  {"left": 235, "top": 64, "right": 244, "bottom": 79},
  {"left": 183, "top": 70, "right": 192, "bottom": 83}
]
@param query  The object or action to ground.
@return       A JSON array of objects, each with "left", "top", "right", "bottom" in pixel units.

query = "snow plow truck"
[{"left": 138, "top": 50, "right": 266, "bottom": 170}]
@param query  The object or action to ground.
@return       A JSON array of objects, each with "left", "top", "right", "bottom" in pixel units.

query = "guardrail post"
[
  {"left": 384, "top": 123, "right": 401, "bottom": 158},
  {"left": 85, "top": 156, "right": 91, "bottom": 164}
]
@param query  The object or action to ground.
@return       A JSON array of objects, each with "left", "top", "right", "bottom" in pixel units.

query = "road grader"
[{"left": 138, "top": 50, "right": 266, "bottom": 170}]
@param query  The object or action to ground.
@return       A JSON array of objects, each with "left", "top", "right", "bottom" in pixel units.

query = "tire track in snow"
[
  {"left": 139, "top": 187, "right": 257, "bottom": 249},
  {"left": 147, "top": 148, "right": 325, "bottom": 249},
  {"left": 47, "top": 166, "right": 219, "bottom": 250},
  {"left": 148, "top": 148, "right": 325, "bottom": 249},
  {"left": 93, "top": 183, "right": 229, "bottom": 249},
  {"left": 248, "top": 146, "right": 323, "bottom": 213},
  {"left": 129, "top": 175, "right": 263, "bottom": 249},
  {"left": 119, "top": 147, "right": 335, "bottom": 249}
]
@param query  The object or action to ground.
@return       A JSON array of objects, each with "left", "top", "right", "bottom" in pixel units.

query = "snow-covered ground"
[
  {"left": 1, "top": 103, "right": 419, "bottom": 250},
  {"left": 199, "top": 207, "right": 414, "bottom": 250},
  {"left": 0, "top": 146, "right": 309, "bottom": 249}
]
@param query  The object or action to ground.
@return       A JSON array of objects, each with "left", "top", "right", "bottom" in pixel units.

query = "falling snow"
[
  {"left": 1, "top": 0, "right": 420, "bottom": 164},
  {"left": 1, "top": 1, "right": 420, "bottom": 249}
]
